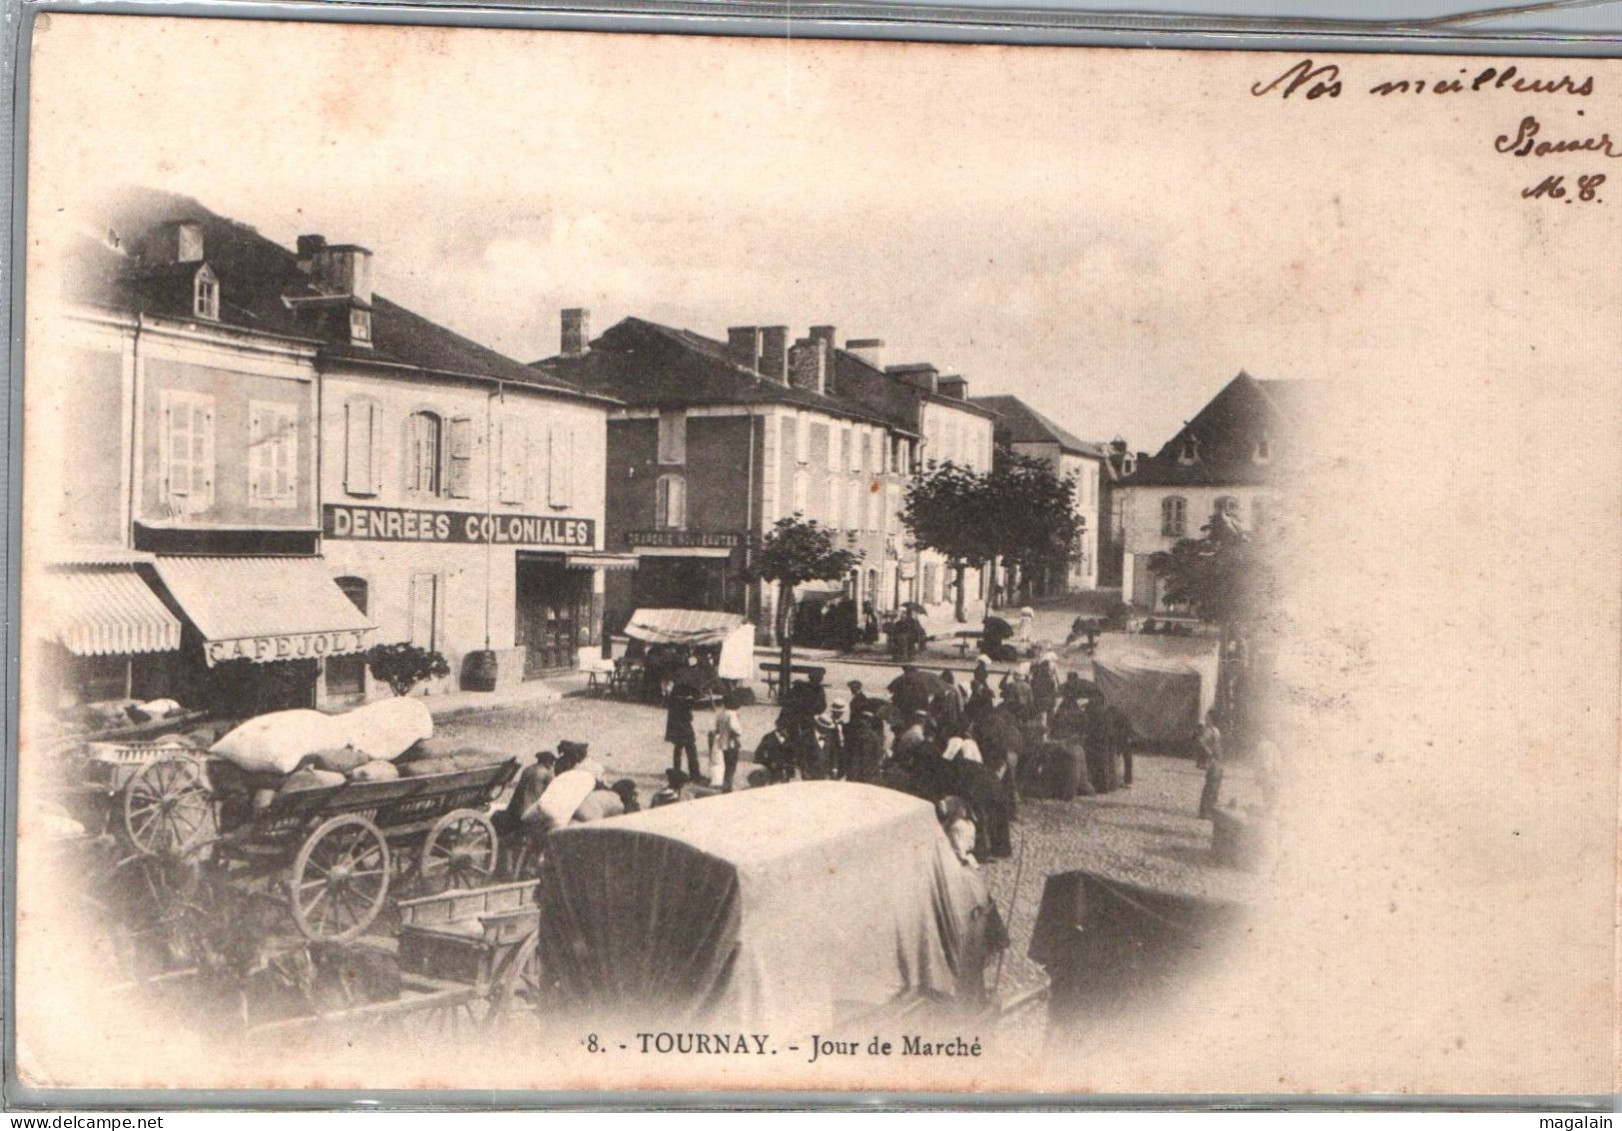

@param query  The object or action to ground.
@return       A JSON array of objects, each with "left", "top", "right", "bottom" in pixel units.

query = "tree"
[
  {"left": 365, "top": 642, "right": 451, "bottom": 697},
  {"left": 901, "top": 460, "right": 994, "bottom": 623},
  {"left": 743, "top": 515, "right": 863, "bottom": 695},
  {"left": 902, "top": 448, "right": 1080, "bottom": 622},
  {"left": 1148, "top": 508, "right": 1282, "bottom": 739},
  {"left": 986, "top": 447, "right": 1082, "bottom": 607}
]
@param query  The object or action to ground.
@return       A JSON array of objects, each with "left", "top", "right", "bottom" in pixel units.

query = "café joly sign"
[{"left": 323, "top": 504, "right": 596, "bottom": 547}]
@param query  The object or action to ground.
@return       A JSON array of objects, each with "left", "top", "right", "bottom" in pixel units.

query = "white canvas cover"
[{"left": 1091, "top": 642, "right": 1218, "bottom": 744}]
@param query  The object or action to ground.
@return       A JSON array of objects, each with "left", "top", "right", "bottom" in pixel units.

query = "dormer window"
[
  {"left": 192, "top": 266, "right": 219, "bottom": 321},
  {"left": 1254, "top": 433, "right": 1273, "bottom": 464},
  {"left": 349, "top": 307, "right": 373, "bottom": 346},
  {"left": 1177, "top": 434, "right": 1200, "bottom": 466},
  {"left": 1121, "top": 453, "right": 1136, "bottom": 477}
]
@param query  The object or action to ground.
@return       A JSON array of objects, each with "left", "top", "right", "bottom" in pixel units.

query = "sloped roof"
[
  {"left": 969, "top": 394, "right": 1108, "bottom": 459},
  {"left": 68, "top": 187, "right": 612, "bottom": 405},
  {"left": 532, "top": 317, "right": 915, "bottom": 433},
  {"left": 1120, "top": 371, "right": 1314, "bottom": 488}
]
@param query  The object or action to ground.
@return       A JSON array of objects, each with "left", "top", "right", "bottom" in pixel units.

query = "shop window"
[
  {"left": 408, "top": 571, "right": 441, "bottom": 653},
  {"left": 326, "top": 577, "right": 369, "bottom": 696},
  {"left": 658, "top": 410, "right": 687, "bottom": 464},
  {"left": 344, "top": 398, "right": 380, "bottom": 496},
  {"left": 159, "top": 388, "right": 215, "bottom": 515},
  {"left": 499, "top": 419, "right": 529, "bottom": 504},
  {"left": 656, "top": 474, "right": 686, "bottom": 530},
  {"left": 407, "top": 411, "right": 442, "bottom": 495},
  {"left": 248, "top": 401, "right": 298, "bottom": 509},
  {"left": 77, "top": 654, "right": 130, "bottom": 703},
  {"left": 1161, "top": 495, "right": 1187, "bottom": 538},
  {"left": 548, "top": 426, "right": 574, "bottom": 508}
]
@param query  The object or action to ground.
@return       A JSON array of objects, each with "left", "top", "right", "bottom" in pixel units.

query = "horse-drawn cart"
[{"left": 107, "top": 750, "right": 519, "bottom": 942}]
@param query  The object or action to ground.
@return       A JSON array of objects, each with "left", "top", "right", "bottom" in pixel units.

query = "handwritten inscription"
[
  {"left": 1495, "top": 116, "right": 1621, "bottom": 159},
  {"left": 1252, "top": 59, "right": 1595, "bottom": 101},
  {"left": 1251, "top": 60, "right": 1611, "bottom": 202}
]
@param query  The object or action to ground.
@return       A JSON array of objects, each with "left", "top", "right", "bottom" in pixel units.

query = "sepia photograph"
[{"left": 10, "top": 13, "right": 1620, "bottom": 1100}]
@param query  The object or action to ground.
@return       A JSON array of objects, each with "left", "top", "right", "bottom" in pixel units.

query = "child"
[{"left": 709, "top": 691, "right": 746, "bottom": 789}]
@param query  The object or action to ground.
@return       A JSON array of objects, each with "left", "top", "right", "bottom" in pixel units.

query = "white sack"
[
  {"left": 210, "top": 710, "right": 349, "bottom": 776},
  {"left": 337, "top": 697, "right": 434, "bottom": 762}
]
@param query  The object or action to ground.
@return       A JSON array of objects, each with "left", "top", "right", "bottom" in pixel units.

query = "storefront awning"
[
  {"left": 45, "top": 567, "right": 181, "bottom": 656},
  {"left": 631, "top": 545, "right": 734, "bottom": 559},
  {"left": 564, "top": 552, "right": 640, "bottom": 572},
  {"left": 153, "top": 556, "right": 376, "bottom": 666},
  {"left": 624, "top": 607, "right": 747, "bottom": 646}
]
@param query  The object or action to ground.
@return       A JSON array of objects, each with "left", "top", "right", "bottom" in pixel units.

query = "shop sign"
[
  {"left": 205, "top": 628, "right": 372, "bottom": 666},
  {"left": 324, "top": 504, "right": 595, "bottom": 547},
  {"left": 627, "top": 530, "right": 743, "bottom": 549}
]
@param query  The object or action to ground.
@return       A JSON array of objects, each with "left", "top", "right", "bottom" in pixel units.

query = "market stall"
[{"left": 534, "top": 781, "right": 999, "bottom": 1032}]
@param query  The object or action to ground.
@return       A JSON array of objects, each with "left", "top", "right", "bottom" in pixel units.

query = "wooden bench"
[
  {"left": 759, "top": 662, "right": 827, "bottom": 702},
  {"left": 952, "top": 629, "right": 984, "bottom": 658}
]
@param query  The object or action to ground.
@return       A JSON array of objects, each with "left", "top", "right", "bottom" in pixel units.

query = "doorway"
[{"left": 516, "top": 557, "right": 583, "bottom": 678}]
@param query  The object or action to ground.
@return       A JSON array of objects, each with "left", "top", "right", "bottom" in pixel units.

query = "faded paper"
[{"left": 13, "top": 15, "right": 1622, "bottom": 1097}]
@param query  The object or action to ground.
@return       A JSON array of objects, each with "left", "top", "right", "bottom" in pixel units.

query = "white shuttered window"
[
  {"left": 248, "top": 401, "right": 298, "bottom": 508},
  {"left": 159, "top": 389, "right": 215, "bottom": 514}
]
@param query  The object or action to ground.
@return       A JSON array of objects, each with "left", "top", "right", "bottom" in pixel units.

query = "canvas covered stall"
[
  {"left": 534, "top": 781, "right": 999, "bottom": 1032},
  {"left": 1091, "top": 638, "right": 1218, "bottom": 744},
  {"left": 621, "top": 608, "right": 754, "bottom": 697}
]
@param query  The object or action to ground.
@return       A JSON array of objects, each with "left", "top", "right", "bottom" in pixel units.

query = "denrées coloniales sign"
[{"left": 323, "top": 504, "right": 596, "bottom": 547}]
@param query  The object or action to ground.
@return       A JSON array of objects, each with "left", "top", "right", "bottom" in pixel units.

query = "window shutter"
[
  {"left": 248, "top": 408, "right": 265, "bottom": 504},
  {"left": 181, "top": 396, "right": 215, "bottom": 512},
  {"left": 500, "top": 420, "right": 528, "bottom": 504},
  {"left": 275, "top": 408, "right": 296, "bottom": 505},
  {"left": 655, "top": 476, "right": 669, "bottom": 528},
  {"left": 671, "top": 476, "right": 685, "bottom": 528},
  {"left": 446, "top": 416, "right": 474, "bottom": 498},
  {"left": 345, "top": 400, "right": 376, "bottom": 496}
]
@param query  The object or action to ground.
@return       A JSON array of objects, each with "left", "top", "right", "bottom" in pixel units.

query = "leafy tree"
[
  {"left": 365, "top": 642, "right": 451, "bottom": 697},
  {"left": 1148, "top": 508, "right": 1282, "bottom": 734},
  {"left": 743, "top": 515, "right": 863, "bottom": 695},
  {"left": 900, "top": 460, "right": 994, "bottom": 623},
  {"left": 987, "top": 447, "right": 1082, "bottom": 606},
  {"left": 902, "top": 447, "right": 1080, "bottom": 621}
]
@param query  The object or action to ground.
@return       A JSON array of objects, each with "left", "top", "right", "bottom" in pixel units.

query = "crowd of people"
[{"left": 492, "top": 644, "right": 1241, "bottom": 876}]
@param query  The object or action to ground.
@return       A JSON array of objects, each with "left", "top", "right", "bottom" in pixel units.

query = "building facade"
[
  {"left": 29, "top": 189, "right": 615, "bottom": 715},
  {"left": 535, "top": 317, "right": 910, "bottom": 642},
  {"left": 1117, "top": 372, "right": 1302, "bottom": 611},
  {"left": 970, "top": 394, "right": 1109, "bottom": 594}
]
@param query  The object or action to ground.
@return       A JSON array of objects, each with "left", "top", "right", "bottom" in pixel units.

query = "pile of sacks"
[{"left": 209, "top": 699, "right": 504, "bottom": 801}]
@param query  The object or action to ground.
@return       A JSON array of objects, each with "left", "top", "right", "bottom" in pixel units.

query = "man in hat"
[
  {"left": 782, "top": 668, "right": 828, "bottom": 735},
  {"left": 824, "top": 697, "right": 852, "bottom": 778},
  {"left": 844, "top": 710, "right": 886, "bottom": 784},
  {"left": 1000, "top": 662, "right": 1036, "bottom": 724},
  {"left": 932, "top": 669, "right": 965, "bottom": 739},
  {"left": 889, "top": 663, "right": 938, "bottom": 720},
  {"left": 754, "top": 714, "right": 798, "bottom": 783},
  {"left": 665, "top": 679, "right": 702, "bottom": 780},
  {"left": 847, "top": 679, "right": 879, "bottom": 726}
]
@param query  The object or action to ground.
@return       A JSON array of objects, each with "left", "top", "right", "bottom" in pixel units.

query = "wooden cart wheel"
[
  {"left": 488, "top": 931, "right": 547, "bottom": 1028},
  {"left": 419, "top": 810, "right": 499, "bottom": 894},
  {"left": 288, "top": 814, "right": 391, "bottom": 943},
  {"left": 122, "top": 756, "right": 213, "bottom": 857}
]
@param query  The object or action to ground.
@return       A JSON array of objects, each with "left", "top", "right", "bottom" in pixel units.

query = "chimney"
[
  {"left": 311, "top": 243, "right": 374, "bottom": 305},
  {"left": 296, "top": 234, "right": 326, "bottom": 274},
  {"left": 938, "top": 375, "right": 968, "bottom": 400},
  {"left": 887, "top": 363, "right": 939, "bottom": 395},
  {"left": 726, "top": 326, "right": 762, "bottom": 373},
  {"left": 154, "top": 220, "right": 204, "bottom": 265},
  {"left": 845, "top": 338, "right": 885, "bottom": 369},
  {"left": 759, "top": 326, "right": 789, "bottom": 383},
  {"left": 561, "top": 308, "right": 591, "bottom": 357},
  {"left": 809, "top": 325, "right": 837, "bottom": 351},
  {"left": 788, "top": 336, "right": 829, "bottom": 396}
]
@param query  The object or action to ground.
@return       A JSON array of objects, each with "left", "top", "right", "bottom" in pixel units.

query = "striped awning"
[
  {"left": 47, "top": 568, "right": 181, "bottom": 656},
  {"left": 624, "top": 607, "right": 746, "bottom": 646},
  {"left": 153, "top": 556, "right": 376, "bottom": 666},
  {"left": 564, "top": 552, "right": 639, "bottom": 572}
]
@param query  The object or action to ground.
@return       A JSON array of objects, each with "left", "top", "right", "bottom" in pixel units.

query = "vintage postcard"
[{"left": 10, "top": 14, "right": 1620, "bottom": 1099}]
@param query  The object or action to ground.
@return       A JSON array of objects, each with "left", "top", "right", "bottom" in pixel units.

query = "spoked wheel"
[
  {"left": 487, "top": 932, "right": 547, "bottom": 1029},
  {"left": 123, "top": 757, "right": 214, "bottom": 857},
  {"left": 288, "top": 814, "right": 391, "bottom": 943},
  {"left": 419, "top": 810, "right": 499, "bottom": 894},
  {"left": 391, "top": 995, "right": 492, "bottom": 1038}
]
